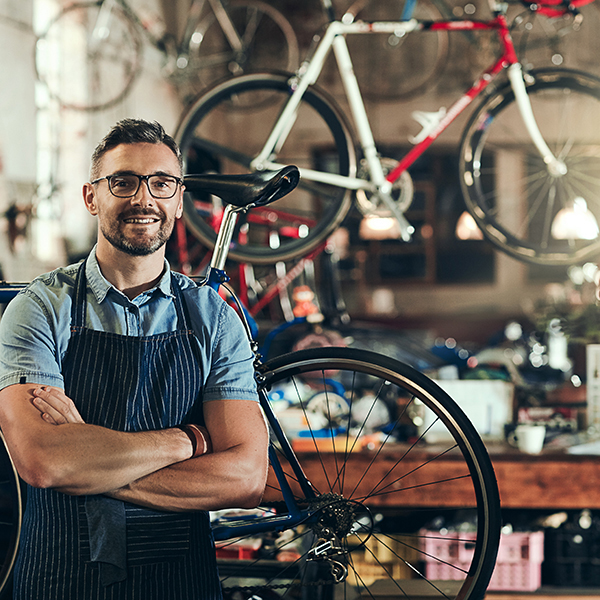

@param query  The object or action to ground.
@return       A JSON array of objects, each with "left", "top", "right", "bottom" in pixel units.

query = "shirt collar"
[{"left": 85, "top": 245, "right": 174, "bottom": 304}]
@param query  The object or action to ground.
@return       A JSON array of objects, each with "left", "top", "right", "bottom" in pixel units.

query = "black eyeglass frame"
[{"left": 90, "top": 173, "right": 184, "bottom": 199}]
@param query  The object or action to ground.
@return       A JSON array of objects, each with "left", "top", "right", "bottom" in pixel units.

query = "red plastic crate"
[
  {"left": 420, "top": 530, "right": 544, "bottom": 592},
  {"left": 215, "top": 537, "right": 262, "bottom": 560}
]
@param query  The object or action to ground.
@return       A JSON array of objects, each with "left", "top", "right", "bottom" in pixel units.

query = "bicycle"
[
  {"left": 318, "top": 0, "right": 598, "bottom": 102},
  {"left": 0, "top": 167, "right": 500, "bottom": 599},
  {"left": 175, "top": 0, "right": 600, "bottom": 267},
  {"left": 34, "top": 0, "right": 299, "bottom": 111}
]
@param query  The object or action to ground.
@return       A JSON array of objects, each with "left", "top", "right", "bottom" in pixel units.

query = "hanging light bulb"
[
  {"left": 551, "top": 197, "right": 599, "bottom": 240},
  {"left": 455, "top": 210, "right": 483, "bottom": 240}
]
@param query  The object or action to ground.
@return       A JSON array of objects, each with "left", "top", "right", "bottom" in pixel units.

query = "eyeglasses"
[{"left": 91, "top": 173, "right": 183, "bottom": 199}]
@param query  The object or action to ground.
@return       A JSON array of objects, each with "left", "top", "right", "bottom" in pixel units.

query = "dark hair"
[{"left": 90, "top": 119, "right": 183, "bottom": 180}]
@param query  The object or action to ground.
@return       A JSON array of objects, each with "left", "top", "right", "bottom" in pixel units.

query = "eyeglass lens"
[{"left": 108, "top": 175, "right": 179, "bottom": 198}]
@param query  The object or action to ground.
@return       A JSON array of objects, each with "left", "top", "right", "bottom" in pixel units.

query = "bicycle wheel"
[
  {"left": 348, "top": 0, "right": 449, "bottom": 100},
  {"left": 508, "top": 2, "right": 600, "bottom": 73},
  {"left": 459, "top": 68, "right": 600, "bottom": 265},
  {"left": 185, "top": 0, "right": 299, "bottom": 88},
  {"left": 216, "top": 347, "right": 501, "bottom": 600},
  {"left": 175, "top": 73, "right": 355, "bottom": 265},
  {"left": 0, "top": 434, "right": 21, "bottom": 599},
  {"left": 35, "top": 1, "right": 143, "bottom": 111}
]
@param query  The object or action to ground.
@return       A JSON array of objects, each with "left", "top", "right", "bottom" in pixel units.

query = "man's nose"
[{"left": 131, "top": 179, "right": 155, "bottom": 207}]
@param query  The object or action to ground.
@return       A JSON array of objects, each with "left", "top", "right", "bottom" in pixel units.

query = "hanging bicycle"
[{"left": 175, "top": 0, "right": 600, "bottom": 267}]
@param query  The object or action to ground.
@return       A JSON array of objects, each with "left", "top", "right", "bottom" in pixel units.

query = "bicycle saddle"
[{"left": 183, "top": 165, "right": 299, "bottom": 209}]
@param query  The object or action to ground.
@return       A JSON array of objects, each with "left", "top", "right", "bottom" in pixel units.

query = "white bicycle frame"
[{"left": 249, "top": 1, "right": 566, "bottom": 241}]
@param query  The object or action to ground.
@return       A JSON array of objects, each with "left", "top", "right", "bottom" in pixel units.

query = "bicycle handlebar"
[
  {"left": 183, "top": 165, "right": 300, "bottom": 209},
  {"left": 512, "top": 0, "right": 593, "bottom": 17}
]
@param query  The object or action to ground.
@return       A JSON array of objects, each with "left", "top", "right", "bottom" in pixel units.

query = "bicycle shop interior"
[{"left": 4, "top": 0, "right": 600, "bottom": 598}]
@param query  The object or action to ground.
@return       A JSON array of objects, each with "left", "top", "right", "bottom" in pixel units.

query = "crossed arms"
[{"left": 0, "top": 384, "right": 269, "bottom": 513}]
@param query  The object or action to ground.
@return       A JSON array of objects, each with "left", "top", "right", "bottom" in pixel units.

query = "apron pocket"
[{"left": 125, "top": 505, "right": 191, "bottom": 566}]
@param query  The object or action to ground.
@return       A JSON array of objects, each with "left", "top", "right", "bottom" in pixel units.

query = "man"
[{"left": 0, "top": 119, "right": 269, "bottom": 599}]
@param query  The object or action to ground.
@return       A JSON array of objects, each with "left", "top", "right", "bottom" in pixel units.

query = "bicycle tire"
[
  {"left": 459, "top": 67, "right": 600, "bottom": 265},
  {"left": 174, "top": 73, "right": 355, "bottom": 265},
  {"left": 509, "top": 2, "right": 600, "bottom": 73},
  {"left": 35, "top": 1, "right": 143, "bottom": 111},
  {"left": 0, "top": 434, "right": 21, "bottom": 599},
  {"left": 348, "top": 0, "right": 449, "bottom": 101},
  {"left": 217, "top": 347, "right": 501, "bottom": 600},
  {"left": 185, "top": 0, "right": 299, "bottom": 89}
]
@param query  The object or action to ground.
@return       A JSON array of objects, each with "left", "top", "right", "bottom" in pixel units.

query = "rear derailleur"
[{"left": 306, "top": 527, "right": 348, "bottom": 583}]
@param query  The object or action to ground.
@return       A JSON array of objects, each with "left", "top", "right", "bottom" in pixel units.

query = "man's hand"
[
  {"left": 31, "top": 387, "right": 213, "bottom": 457},
  {"left": 32, "top": 386, "right": 85, "bottom": 425}
]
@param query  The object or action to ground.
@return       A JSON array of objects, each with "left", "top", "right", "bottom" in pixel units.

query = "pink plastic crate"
[
  {"left": 421, "top": 531, "right": 462, "bottom": 563},
  {"left": 488, "top": 560, "right": 542, "bottom": 591},
  {"left": 420, "top": 530, "right": 544, "bottom": 592},
  {"left": 496, "top": 531, "right": 544, "bottom": 564}
]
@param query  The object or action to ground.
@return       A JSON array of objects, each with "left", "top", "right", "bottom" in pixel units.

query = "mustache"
[{"left": 120, "top": 208, "right": 166, "bottom": 220}]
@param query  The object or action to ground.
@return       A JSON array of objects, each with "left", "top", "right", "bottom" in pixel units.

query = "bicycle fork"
[{"left": 508, "top": 63, "right": 567, "bottom": 177}]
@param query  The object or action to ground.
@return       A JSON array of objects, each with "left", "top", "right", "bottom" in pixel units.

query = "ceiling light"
[
  {"left": 359, "top": 215, "right": 402, "bottom": 240},
  {"left": 551, "top": 197, "right": 599, "bottom": 240},
  {"left": 455, "top": 210, "right": 483, "bottom": 240}
]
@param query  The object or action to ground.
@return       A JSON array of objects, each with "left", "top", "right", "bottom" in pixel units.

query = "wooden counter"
[
  {"left": 287, "top": 444, "right": 600, "bottom": 510},
  {"left": 488, "top": 446, "right": 600, "bottom": 509}
]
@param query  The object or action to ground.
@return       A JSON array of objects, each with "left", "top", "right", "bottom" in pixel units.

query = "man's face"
[{"left": 85, "top": 142, "right": 184, "bottom": 257}]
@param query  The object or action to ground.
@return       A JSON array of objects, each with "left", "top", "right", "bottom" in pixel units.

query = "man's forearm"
[
  {"left": 106, "top": 444, "right": 267, "bottom": 512},
  {"left": 35, "top": 423, "right": 194, "bottom": 496}
]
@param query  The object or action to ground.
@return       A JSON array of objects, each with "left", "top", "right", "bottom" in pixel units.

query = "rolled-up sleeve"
[
  {"left": 202, "top": 300, "right": 258, "bottom": 403},
  {"left": 0, "top": 290, "right": 64, "bottom": 390}
]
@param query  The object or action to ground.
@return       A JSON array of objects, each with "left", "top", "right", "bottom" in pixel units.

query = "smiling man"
[{"left": 0, "top": 119, "right": 269, "bottom": 600}]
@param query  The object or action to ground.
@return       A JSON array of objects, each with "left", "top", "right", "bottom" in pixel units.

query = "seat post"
[{"left": 209, "top": 203, "right": 240, "bottom": 271}]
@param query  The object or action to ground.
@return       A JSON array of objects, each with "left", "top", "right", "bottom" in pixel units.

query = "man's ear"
[
  {"left": 83, "top": 183, "right": 98, "bottom": 216},
  {"left": 175, "top": 186, "right": 184, "bottom": 220}
]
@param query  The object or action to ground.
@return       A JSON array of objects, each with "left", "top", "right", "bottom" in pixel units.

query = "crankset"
[{"left": 356, "top": 157, "right": 414, "bottom": 216}]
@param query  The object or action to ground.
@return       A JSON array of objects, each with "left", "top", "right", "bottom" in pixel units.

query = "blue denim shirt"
[{"left": 0, "top": 248, "right": 258, "bottom": 402}]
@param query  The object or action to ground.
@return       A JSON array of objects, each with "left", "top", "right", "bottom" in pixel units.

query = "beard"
[{"left": 99, "top": 208, "right": 176, "bottom": 256}]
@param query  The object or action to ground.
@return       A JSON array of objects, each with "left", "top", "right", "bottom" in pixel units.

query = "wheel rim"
[
  {"left": 0, "top": 434, "right": 20, "bottom": 599},
  {"left": 35, "top": 2, "right": 141, "bottom": 111},
  {"left": 217, "top": 348, "right": 500, "bottom": 600},
  {"left": 460, "top": 69, "right": 600, "bottom": 265},
  {"left": 185, "top": 0, "right": 299, "bottom": 94},
  {"left": 175, "top": 75, "right": 354, "bottom": 265},
  {"left": 348, "top": 0, "right": 449, "bottom": 101}
]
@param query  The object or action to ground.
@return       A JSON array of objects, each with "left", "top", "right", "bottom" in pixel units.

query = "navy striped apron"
[{"left": 13, "top": 261, "right": 222, "bottom": 600}]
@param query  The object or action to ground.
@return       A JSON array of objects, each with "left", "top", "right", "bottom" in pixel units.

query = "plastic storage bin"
[
  {"left": 543, "top": 511, "right": 600, "bottom": 587},
  {"left": 421, "top": 530, "right": 544, "bottom": 592}
]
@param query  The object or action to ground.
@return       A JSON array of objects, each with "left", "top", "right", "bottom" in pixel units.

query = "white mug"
[{"left": 509, "top": 424, "right": 546, "bottom": 454}]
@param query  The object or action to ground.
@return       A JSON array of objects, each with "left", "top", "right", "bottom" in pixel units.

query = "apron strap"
[
  {"left": 71, "top": 260, "right": 88, "bottom": 330},
  {"left": 170, "top": 273, "right": 194, "bottom": 332}
]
